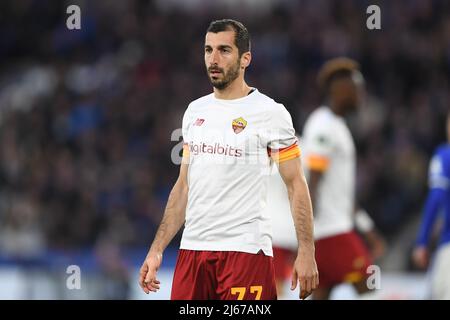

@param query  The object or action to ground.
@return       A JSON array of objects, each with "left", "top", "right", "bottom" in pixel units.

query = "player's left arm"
[
  {"left": 413, "top": 188, "right": 445, "bottom": 269},
  {"left": 278, "top": 156, "right": 319, "bottom": 300},
  {"left": 413, "top": 152, "right": 448, "bottom": 269},
  {"left": 266, "top": 103, "right": 318, "bottom": 299}
]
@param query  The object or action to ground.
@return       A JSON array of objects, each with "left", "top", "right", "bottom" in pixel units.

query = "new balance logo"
[{"left": 193, "top": 118, "right": 205, "bottom": 126}]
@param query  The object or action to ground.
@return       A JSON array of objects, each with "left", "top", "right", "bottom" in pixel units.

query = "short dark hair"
[
  {"left": 317, "top": 57, "right": 360, "bottom": 95},
  {"left": 206, "top": 19, "right": 250, "bottom": 57}
]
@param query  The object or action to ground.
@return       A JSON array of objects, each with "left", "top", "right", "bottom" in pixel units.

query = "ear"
[{"left": 241, "top": 52, "right": 251, "bottom": 69}]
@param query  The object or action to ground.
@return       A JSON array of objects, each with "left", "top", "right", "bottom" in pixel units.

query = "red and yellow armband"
[
  {"left": 269, "top": 143, "right": 301, "bottom": 163},
  {"left": 306, "top": 154, "right": 329, "bottom": 172}
]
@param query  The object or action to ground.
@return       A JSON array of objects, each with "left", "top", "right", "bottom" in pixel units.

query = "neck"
[
  {"left": 213, "top": 77, "right": 251, "bottom": 100},
  {"left": 329, "top": 101, "right": 345, "bottom": 117}
]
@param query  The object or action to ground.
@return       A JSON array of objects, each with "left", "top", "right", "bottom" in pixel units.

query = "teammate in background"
[
  {"left": 139, "top": 19, "right": 318, "bottom": 300},
  {"left": 412, "top": 110, "right": 450, "bottom": 299},
  {"left": 301, "top": 58, "right": 385, "bottom": 300},
  {"left": 269, "top": 157, "right": 385, "bottom": 299}
]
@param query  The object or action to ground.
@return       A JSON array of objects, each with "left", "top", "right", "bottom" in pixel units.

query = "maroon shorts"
[
  {"left": 315, "top": 231, "right": 373, "bottom": 289},
  {"left": 272, "top": 247, "right": 296, "bottom": 281},
  {"left": 171, "top": 249, "right": 277, "bottom": 300}
]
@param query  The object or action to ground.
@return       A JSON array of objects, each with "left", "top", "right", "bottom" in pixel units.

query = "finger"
[
  {"left": 310, "top": 274, "right": 316, "bottom": 291},
  {"left": 139, "top": 264, "right": 148, "bottom": 277},
  {"left": 299, "top": 277, "right": 308, "bottom": 299},
  {"left": 139, "top": 264, "right": 149, "bottom": 286},
  {"left": 300, "top": 276, "right": 307, "bottom": 294},
  {"left": 151, "top": 280, "right": 160, "bottom": 290},
  {"left": 145, "top": 283, "right": 156, "bottom": 292},
  {"left": 312, "top": 273, "right": 319, "bottom": 290},
  {"left": 305, "top": 276, "right": 312, "bottom": 293},
  {"left": 147, "top": 279, "right": 160, "bottom": 290},
  {"left": 291, "top": 269, "right": 298, "bottom": 290},
  {"left": 300, "top": 288, "right": 306, "bottom": 300},
  {"left": 140, "top": 278, "right": 150, "bottom": 294},
  {"left": 145, "top": 270, "right": 154, "bottom": 284},
  {"left": 304, "top": 289, "right": 312, "bottom": 299},
  {"left": 139, "top": 272, "right": 147, "bottom": 290},
  {"left": 300, "top": 287, "right": 312, "bottom": 300}
]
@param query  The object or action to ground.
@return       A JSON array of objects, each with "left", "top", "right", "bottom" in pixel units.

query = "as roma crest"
[{"left": 232, "top": 117, "right": 247, "bottom": 134}]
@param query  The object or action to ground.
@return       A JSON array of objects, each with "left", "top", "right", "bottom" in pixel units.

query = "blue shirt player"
[{"left": 413, "top": 111, "right": 450, "bottom": 299}]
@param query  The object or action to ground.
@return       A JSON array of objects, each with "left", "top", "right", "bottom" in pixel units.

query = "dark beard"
[{"left": 207, "top": 60, "right": 241, "bottom": 90}]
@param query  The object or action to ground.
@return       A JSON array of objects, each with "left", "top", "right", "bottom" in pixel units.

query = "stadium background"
[{"left": 0, "top": 0, "right": 448, "bottom": 299}]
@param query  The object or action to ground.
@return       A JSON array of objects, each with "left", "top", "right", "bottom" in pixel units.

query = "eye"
[{"left": 205, "top": 47, "right": 212, "bottom": 53}]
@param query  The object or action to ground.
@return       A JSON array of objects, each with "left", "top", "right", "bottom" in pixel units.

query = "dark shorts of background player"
[
  {"left": 314, "top": 231, "right": 373, "bottom": 289},
  {"left": 171, "top": 249, "right": 277, "bottom": 300},
  {"left": 272, "top": 247, "right": 296, "bottom": 282}
]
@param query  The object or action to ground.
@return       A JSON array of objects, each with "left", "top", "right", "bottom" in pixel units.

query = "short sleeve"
[
  {"left": 429, "top": 153, "right": 449, "bottom": 190},
  {"left": 303, "top": 122, "right": 334, "bottom": 172},
  {"left": 181, "top": 106, "right": 192, "bottom": 158},
  {"left": 266, "top": 104, "right": 300, "bottom": 163}
]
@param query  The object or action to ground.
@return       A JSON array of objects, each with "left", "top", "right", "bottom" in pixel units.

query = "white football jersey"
[
  {"left": 180, "top": 89, "right": 300, "bottom": 256},
  {"left": 302, "top": 106, "right": 356, "bottom": 240}
]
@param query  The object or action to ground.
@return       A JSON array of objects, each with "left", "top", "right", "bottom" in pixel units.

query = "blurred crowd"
[{"left": 0, "top": 0, "right": 449, "bottom": 260}]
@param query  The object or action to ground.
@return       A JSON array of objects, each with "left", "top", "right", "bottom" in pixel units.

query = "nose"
[{"left": 210, "top": 49, "right": 220, "bottom": 65}]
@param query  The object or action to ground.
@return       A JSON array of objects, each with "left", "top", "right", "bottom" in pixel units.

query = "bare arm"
[
  {"left": 278, "top": 157, "right": 319, "bottom": 299},
  {"left": 139, "top": 162, "right": 189, "bottom": 294},
  {"left": 149, "top": 162, "right": 188, "bottom": 253},
  {"left": 279, "top": 158, "right": 315, "bottom": 250}
]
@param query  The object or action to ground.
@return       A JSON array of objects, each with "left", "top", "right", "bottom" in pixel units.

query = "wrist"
[
  {"left": 149, "top": 246, "right": 164, "bottom": 257},
  {"left": 297, "top": 242, "right": 315, "bottom": 255}
]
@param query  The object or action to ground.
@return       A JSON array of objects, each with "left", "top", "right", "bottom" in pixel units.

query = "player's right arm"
[
  {"left": 139, "top": 154, "right": 189, "bottom": 294},
  {"left": 413, "top": 152, "right": 447, "bottom": 269}
]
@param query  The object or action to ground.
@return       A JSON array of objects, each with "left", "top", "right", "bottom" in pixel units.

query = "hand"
[
  {"left": 291, "top": 247, "right": 319, "bottom": 300},
  {"left": 370, "top": 238, "right": 385, "bottom": 261},
  {"left": 365, "top": 230, "right": 386, "bottom": 261},
  {"left": 139, "top": 251, "right": 163, "bottom": 294},
  {"left": 412, "top": 246, "right": 429, "bottom": 270}
]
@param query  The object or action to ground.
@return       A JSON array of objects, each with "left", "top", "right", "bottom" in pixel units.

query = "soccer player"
[
  {"left": 138, "top": 19, "right": 318, "bottom": 300},
  {"left": 269, "top": 148, "right": 384, "bottom": 299},
  {"left": 301, "top": 58, "right": 384, "bottom": 300},
  {"left": 412, "top": 110, "right": 450, "bottom": 299}
]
